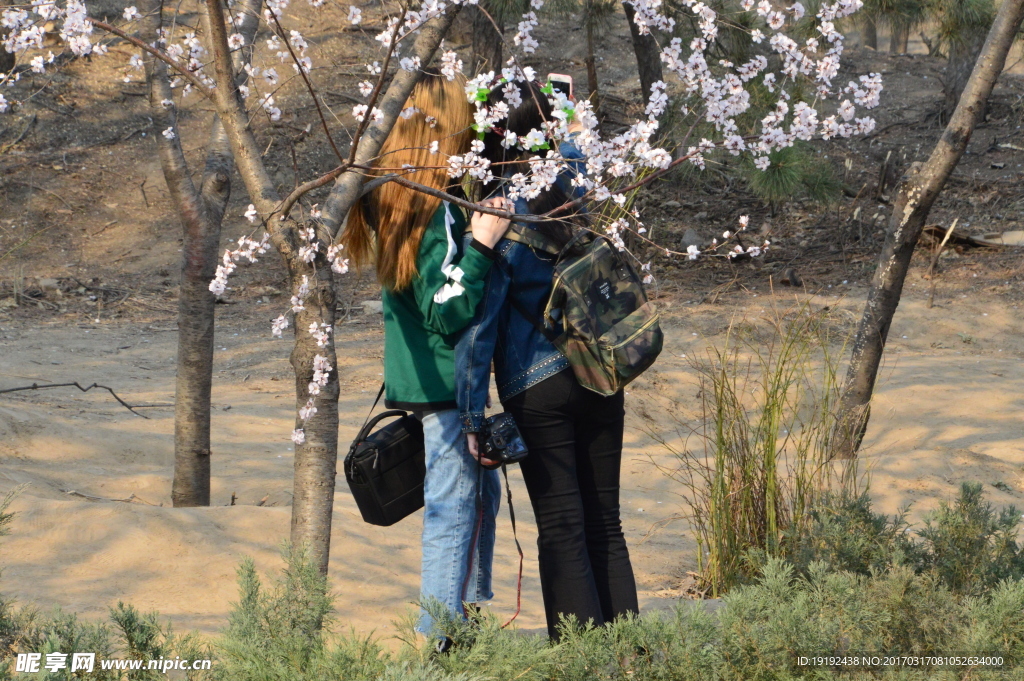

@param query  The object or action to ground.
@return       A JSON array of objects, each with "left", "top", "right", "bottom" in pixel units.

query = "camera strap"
[{"left": 500, "top": 463, "right": 524, "bottom": 628}]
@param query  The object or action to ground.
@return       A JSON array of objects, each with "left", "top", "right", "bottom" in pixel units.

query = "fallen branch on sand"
[
  {"left": 0, "top": 382, "right": 171, "bottom": 419},
  {"left": 61, "top": 489, "right": 158, "bottom": 505}
]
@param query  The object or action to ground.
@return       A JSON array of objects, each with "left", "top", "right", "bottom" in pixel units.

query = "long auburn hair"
[{"left": 342, "top": 68, "right": 474, "bottom": 291}]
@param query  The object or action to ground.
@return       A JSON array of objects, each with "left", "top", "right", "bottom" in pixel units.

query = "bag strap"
[
  {"left": 356, "top": 383, "right": 386, "bottom": 434},
  {"left": 500, "top": 463, "right": 525, "bottom": 628},
  {"left": 462, "top": 220, "right": 562, "bottom": 256},
  {"left": 558, "top": 227, "right": 589, "bottom": 259},
  {"left": 503, "top": 224, "right": 562, "bottom": 255}
]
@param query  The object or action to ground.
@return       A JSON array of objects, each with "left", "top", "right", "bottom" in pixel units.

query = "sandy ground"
[
  {"left": 1, "top": 0, "right": 1024, "bottom": 644},
  {"left": 1, "top": 278, "right": 1022, "bottom": 640}
]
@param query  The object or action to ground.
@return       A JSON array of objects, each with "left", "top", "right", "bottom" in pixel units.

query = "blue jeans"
[{"left": 417, "top": 409, "right": 501, "bottom": 636}]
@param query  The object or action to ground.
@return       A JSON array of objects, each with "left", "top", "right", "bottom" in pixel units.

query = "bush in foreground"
[
  {"left": 4, "top": 485, "right": 1024, "bottom": 679},
  {"left": 202, "top": 535, "right": 1024, "bottom": 680}
]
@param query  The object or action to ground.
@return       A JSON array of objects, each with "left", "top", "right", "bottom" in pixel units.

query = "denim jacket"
[{"left": 455, "top": 140, "right": 586, "bottom": 433}]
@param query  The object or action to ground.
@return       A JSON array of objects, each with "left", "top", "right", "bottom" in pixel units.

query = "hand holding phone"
[{"left": 548, "top": 73, "right": 573, "bottom": 99}]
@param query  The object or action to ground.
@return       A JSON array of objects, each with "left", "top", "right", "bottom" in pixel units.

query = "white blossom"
[{"left": 440, "top": 50, "right": 463, "bottom": 80}]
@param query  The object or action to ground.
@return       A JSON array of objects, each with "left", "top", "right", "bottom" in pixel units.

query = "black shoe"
[{"left": 435, "top": 637, "right": 455, "bottom": 655}]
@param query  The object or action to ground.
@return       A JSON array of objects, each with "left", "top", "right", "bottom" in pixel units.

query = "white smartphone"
[{"left": 548, "top": 73, "right": 573, "bottom": 98}]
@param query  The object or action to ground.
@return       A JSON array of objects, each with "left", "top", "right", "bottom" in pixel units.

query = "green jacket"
[{"left": 382, "top": 202, "right": 495, "bottom": 410}]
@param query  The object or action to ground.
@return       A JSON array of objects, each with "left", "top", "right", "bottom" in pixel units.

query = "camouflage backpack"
[{"left": 503, "top": 226, "right": 664, "bottom": 396}]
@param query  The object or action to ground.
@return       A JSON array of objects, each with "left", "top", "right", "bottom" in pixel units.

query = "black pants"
[{"left": 503, "top": 368, "right": 638, "bottom": 639}]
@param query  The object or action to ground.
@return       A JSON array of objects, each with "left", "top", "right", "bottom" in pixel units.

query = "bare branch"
[
  {"left": 345, "top": 14, "right": 404, "bottom": 167},
  {"left": 265, "top": 5, "right": 346, "bottom": 164},
  {"left": 0, "top": 382, "right": 165, "bottom": 419},
  {"left": 321, "top": 7, "right": 464, "bottom": 238},
  {"left": 277, "top": 163, "right": 348, "bottom": 216},
  {"left": 199, "top": 0, "right": 261, "bottom": 220},
  {"left": 87, "top": 17, "right": 215, "bottom": 100},
  {"left": 140, "top": 0, "right": 205, "bottom": 229},
  {"left": 203, "top": 0, "right": 287, "bottom": 251}
]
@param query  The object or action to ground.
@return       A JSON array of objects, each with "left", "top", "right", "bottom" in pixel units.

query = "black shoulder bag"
[{"left": 343, "top": 385, "right": 426, "bottom": 526}]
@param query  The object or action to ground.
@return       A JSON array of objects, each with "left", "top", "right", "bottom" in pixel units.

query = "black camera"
[{"left": 479, "top": 412, "right": 528, "bottom": 469}]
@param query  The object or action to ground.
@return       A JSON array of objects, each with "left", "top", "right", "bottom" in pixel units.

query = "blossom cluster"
[
  {"left": 292, "top": 353, "right": 333, "bottom": 444},
  {"left": 0, "top": 0, "right": 886, "bottom": 446},
  {"left": 209, "top": 232, "right": 271, "bottom": 297}
]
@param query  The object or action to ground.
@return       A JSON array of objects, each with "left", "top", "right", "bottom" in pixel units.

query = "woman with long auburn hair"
[{"left": 342, "top": 67, "right": 511, "bottom": 648}]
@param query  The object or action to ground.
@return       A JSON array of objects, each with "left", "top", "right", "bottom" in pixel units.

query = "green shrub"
[
  {"left": 915, "top": 482, "right": 1024, "bottom": 595},
  {"left": 741, "top": 144, "right": 842, "bottom": 213},
  {"left": 108, "top": 604, "right": 167, "bottom": 681},
  {"left": 779, "top": 491, "right": 920, "bottom": 577},
  {"left": 214, "top": 546, "right": 338, "bottom": 681},
  {"left": 30, "top": 611, "right": 118, "bottom": 681},
  {"left": 649, "top": 305, "right": 858, "bottom": 595}
]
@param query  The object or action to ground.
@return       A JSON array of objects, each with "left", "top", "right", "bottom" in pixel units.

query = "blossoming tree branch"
[{"left": 1, "top": 0, "right": 881, "bottom": 572}]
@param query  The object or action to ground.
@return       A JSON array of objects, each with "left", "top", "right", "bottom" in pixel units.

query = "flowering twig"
[
  {"left": 86, "top": 18, "right": 215, "bottom": 99},
  {"left": 264, "top": 3, "right": 345, "bottom": 163}
]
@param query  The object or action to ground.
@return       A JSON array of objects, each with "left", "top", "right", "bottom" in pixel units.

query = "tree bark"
[
  {"left": 142, "top": 0, "right": 258, "bottom": 507},
  {"left": 862, "top": 14, "right": 878, "bottom": 49},
  {"left": 202, "top": 0, "right": 459, "bottom": 573},
  {"left": 585, "top": 0, "right": 600, "bottom": 109},
  {"left": 287, "top": 268, "right": 338, "bottom": 571},
  {"left": 470, "top": 2, "right": 502, "bottom": 75},
  {"left": 889, "top": 21, "right": 909, "bottom": 54},
  {"left": 621, "top": 1, "right": 663, "bottom": 108},
  {"left": 945, "top": 28, "right": 989, "bottom": 124},
  {"left": 836, "top": 0, "right": 1024, "bottom": 458}
]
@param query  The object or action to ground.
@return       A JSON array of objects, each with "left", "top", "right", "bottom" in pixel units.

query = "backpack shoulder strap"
[
  {"left": 503, "top": 224, "right": 562, "bottom": 256},
  {"left": 463, "top": 220, "right": 562, "bottom": 256}
]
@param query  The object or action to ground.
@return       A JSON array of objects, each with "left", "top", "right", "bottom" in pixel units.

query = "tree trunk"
[
  {"left": 621, "top": 1, "right": 663, "bottom": 107},
  {"left": 170, "top": 121, "right": 236, "bottom": 507},
  {"left": 170, "top": 196, "right": 221, "bottom": 507},
  {"left": 142, "top": 0, "right": 257, "bottom": 507},
  {"left": 585, "top": 0, "right": 600, "bottom": 109},
  {"left": 863, "top": 14, "right": 878, "bottom": 49},
  {"left": 0, "top": 0, "right": 13, "bottom": 76},
  {"left": 202, "top": 0, "right": 461, "bottom": 572},
  {"left": 889, "top": 22, "right": 909, "bottom": 54},
  {"left": 470, "top": 2, "right": 502, "bottom": 75},
  {"left": 287, "top": 269, "right": 339, "bottom": 571},
  {"left": 836, "top": 0, "right": 1024, "bottom": 458},
  {"left": 945, "top": 28, "right": 989, "bottom": 123}
]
